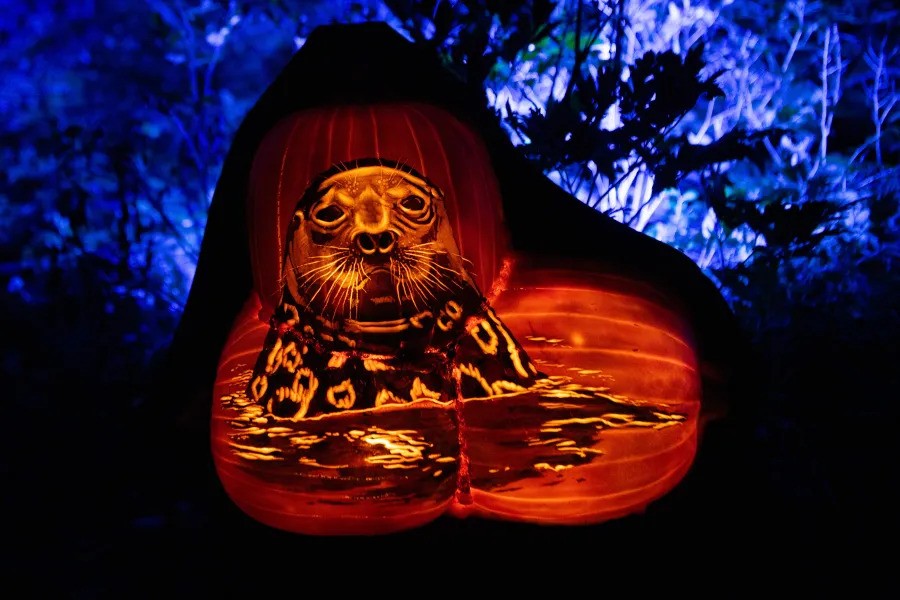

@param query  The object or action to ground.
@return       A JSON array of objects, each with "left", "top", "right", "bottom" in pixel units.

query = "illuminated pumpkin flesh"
[{"left": 211, "top": 103, "right": 702, "bottom": 534}]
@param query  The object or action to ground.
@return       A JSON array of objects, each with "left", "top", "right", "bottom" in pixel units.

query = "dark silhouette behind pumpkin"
[{"left": 149, "top": 22, "right": 752, "bottom": 536}]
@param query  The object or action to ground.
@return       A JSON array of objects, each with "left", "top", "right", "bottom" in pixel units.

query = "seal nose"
[{"left": 355, "top": 231, "right": 396, "bottom": 255}]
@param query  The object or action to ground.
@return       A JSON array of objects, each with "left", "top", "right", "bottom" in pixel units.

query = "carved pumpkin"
[{"left": 187, "top": 23, "right": 739, "bottom": 535}]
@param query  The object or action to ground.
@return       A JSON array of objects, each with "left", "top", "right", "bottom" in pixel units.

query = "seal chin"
[
  {"left": 353, "top": 293, "right": 432, "bottom": 328},
  {"left": 343, "top": 309, "right": 435, "bottom": 334}
]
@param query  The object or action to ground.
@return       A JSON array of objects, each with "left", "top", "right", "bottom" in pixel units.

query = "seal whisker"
[
  {"left": 405, "top": 243, "right": 473, "bottom": 268},
  {"left": 399, "top": 259, "right": 438, "bottom": 301},
  {"left": 298, "top": 257, "right": 345, "bottom": 284},
  {"left": 395, "top": 261, "right": 420, "bottom": 311},
  {"left": 331, "top": 259, "right": 357, "bottom": 320},
  {"left": 306, "top": 259, "right": 346, "bottom": 305},
  {"left": 322, "top": 256, "right": 351, "bottom": 310},
  {"left": 398, "top": 261, "right": 429, "bottom": 310},
  {"left": 405, "top": 253, "right": 455, "bottom": 293}
]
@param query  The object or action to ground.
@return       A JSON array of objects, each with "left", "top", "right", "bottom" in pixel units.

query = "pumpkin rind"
[
  {"left": 211, "top": 102, "right": 704, "bottom": 534},
  {"left": 212, "top": 296, "right": 460, "bottom": 535},
  {"left": 462, "top": 261, "right": 700, "bottom": 524}
]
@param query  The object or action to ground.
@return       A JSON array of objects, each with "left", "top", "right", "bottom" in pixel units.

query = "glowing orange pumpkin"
[{"left": 198, "top": 23, "right": 734, "bottom": 535}]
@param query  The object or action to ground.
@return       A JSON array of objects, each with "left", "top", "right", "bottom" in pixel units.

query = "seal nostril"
[
  {"left": 377, "top": 232, "right": 395, "bottom": 251},
  {"left": 356, "top": 233, "right": 376, "bottom": 253}
]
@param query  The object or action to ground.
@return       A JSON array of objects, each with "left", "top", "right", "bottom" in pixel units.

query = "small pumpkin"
[{"left": 194, "top": 23, "right": 738, "bottom": 535}]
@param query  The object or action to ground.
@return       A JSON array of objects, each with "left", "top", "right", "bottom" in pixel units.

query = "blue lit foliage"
[
  {"left": 392, "top": 0, "right": 900, "bottom": 338},
  {"left": 1, "top": 0, "right": 897, "bottom": 385},
  {"left": 2, "top": 2, "right": 363, "bottom": 373}
]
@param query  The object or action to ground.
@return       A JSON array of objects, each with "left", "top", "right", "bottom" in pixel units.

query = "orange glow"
[
  {"left": 210, "top": 102, "right": 708, "bottom": 536},
  {"left": 212, "top": 259, "right": 702, "bottom": 534}
]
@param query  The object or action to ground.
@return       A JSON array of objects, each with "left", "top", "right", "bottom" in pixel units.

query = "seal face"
[
  {"left": 284, "top": 159, "right": 469, "bottom": 341},
  {"left": 247, "top": 159, "right": 541, "bottom": 419}
]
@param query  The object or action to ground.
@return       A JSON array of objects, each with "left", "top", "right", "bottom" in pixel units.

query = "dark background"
[{"left": 3, "top": 1, "right": 898, "bottom": 591}]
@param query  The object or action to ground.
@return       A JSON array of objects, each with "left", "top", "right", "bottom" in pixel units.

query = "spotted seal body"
[{"left": 248, "top": 159, "right": 541, "bottom": 419}]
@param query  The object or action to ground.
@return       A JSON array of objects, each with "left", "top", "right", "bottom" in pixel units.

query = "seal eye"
[
  {"left": 313, "top": 205, "right": 344, "bottom": 224},
  {"left": 399, "top": 195, "right": 426, "bottom": 212}
]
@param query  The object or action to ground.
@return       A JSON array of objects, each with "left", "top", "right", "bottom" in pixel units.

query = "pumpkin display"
[{"left": 189, "top": 23, "right": 739, "bottom": 535}]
